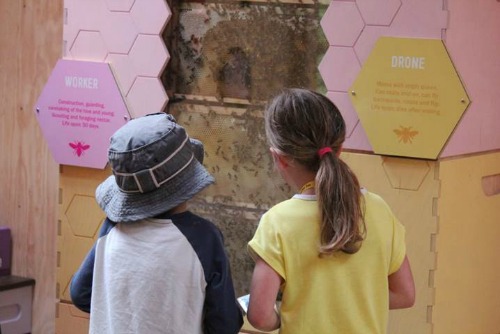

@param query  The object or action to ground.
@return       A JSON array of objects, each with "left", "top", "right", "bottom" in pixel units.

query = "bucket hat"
[{"left": 95, "top": 113, "right": 214, "bottom": 222}]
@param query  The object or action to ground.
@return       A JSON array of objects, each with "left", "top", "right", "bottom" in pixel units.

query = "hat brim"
[{"left": 95, "top": 159, "right": 214, "bottom": 222}]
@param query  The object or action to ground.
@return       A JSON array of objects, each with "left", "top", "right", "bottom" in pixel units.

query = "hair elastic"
[{"left": 318, "top": 147, "right": 332, "bottom": 159}]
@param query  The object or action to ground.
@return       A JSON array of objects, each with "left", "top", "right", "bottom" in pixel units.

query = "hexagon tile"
[
  {"left": 319, "top": 0, "right": 449, "bottom": 154},
  {"left": 34, "top": 59, "right": 130, "bottom": 169},
  {"left": 64, "top": 0, "right": 172, "bottom": 118}
]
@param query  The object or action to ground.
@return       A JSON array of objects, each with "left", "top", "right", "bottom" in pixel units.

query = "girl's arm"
[
  {"left": 388, "top": 255, "right": 415, "bottom": 309},
  {"left": 247, "top": 256, "right": 282, "bottom": 331}
]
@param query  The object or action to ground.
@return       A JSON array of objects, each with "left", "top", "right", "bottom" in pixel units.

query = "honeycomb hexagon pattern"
[
  {"left": 319, "top": 47, "right": 361, "bottom": 93},
  {"left": 65, "top": 195, "right": 104, "bottom": 238},
  {"left": 105, "top": 0, "right": 135, "bottom": 12},
  {"left": 319, "top": 0, "right": 448, "bottom": 153},
  {"left": 381, "top": 158, "right": 431, "bottom": 191},
  {"left": 321, "top": 1, "right": 364, "bottom": 47},
  {"left": 60, "top": 195, "right": 106, "bottom": 301},
  {"left": 64, "top": 0, "right": 172, "bottom": 117},
  {"left": 70, "top": 31, "right": 108, "bottom": 62},
  {"left": 58, "top": 166, "right": 110, "bottom": 303},
  {"left": 356, "top": 0, "right": 401, "bottom": 26}
]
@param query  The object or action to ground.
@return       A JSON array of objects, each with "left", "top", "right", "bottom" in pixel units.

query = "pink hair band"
[{"left": 318, "top": 147, "right": 332, "bottom": 158}]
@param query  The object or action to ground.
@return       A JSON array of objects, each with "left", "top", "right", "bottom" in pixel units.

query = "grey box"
[
  {"left": 0, "top": 276, "right": 35, "bottom": 334},
  {"left": 0, "top": 228, "right": 11, "bottom": 277}
]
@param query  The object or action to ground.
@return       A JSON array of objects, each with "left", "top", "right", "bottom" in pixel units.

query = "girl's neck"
[
  {"left": 299, "top": 180, "right": 315, "bottom": 195},
  {"left": 272, "top": 149, "right": 316, "bottom": 194}
]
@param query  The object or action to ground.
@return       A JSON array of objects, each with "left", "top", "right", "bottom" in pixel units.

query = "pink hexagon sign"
[{"left": 35, "top": 59, "right": 130, "bottom": 169}]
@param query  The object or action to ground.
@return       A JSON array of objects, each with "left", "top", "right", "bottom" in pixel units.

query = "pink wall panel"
[
  {"left": 327, "top": 91, "right": 373, "bottom": 152},
  {"left": 327, "top": 91, "right": 360, "bottom": 138},
  {"left": 129, "top": 35, "right": 170, "bottom": 77},
  {"left": 319, "top": 47, "right": 361, "bottom": 92},
  {"left": 441, "top": 0, "right": 500, "bottom": 157},
  {"left": 131, "top": 0, "right": 171, "bottom": 34},
  {"left": 321, "top": 0, "right": 499, "bottom": 157},
  {"left": 69, "top": 31, "right": 108, "bottom": 61},
  {"left": 105, "top": 0, "right": 134, "bottom": 12},
  {"left": 64, "top": 1, "right": 108, "bottom": 52},
  {"left": 99, "top": 12, "right": 138, "bottom": 54},
  {"left": 389, "top": 0, "right": 447, "bottom": 39},
  {"left": 321, "top": 2, "right": 364, "bottom": 47},
  {"left": 356, "top": 0, "right": 401, "bottom": 26},
  {"left": 320, "top": 0, "right": 449, "bottom": 154},
  {"left": 63, "top": 0, "right": 171, "bottom": 118}
]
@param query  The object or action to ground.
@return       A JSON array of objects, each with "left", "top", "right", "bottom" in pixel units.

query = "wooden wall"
[
  {"left": 0, "top": 1, "right": 62, "bottom": 333},
  {"left": 434, "top": 152, "right": 500, "bottom": 333}
]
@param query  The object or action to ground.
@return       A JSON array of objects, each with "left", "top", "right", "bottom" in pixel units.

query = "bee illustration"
[
  {"left": 393, "top": 126, "right": 419, "bottom": 144},
  {"left": 69, "top": 141, "right": 90, "bottom": 157}
]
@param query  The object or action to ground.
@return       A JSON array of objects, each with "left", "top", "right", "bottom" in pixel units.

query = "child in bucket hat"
[{"left": 70, "top": 113, "right": 243, "bottom": 334}]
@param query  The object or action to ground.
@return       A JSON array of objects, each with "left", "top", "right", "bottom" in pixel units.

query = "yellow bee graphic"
[{"left": 393, "top": 126, "right": 419, "bottom": 143}]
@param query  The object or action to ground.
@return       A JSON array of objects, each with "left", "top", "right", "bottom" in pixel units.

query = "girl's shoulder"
[
  {"left": 362, "top": 188, "right": 388, "bottom": 206},
  {"left": 362, "top": 188, "right": 399, "bottom": 220}
]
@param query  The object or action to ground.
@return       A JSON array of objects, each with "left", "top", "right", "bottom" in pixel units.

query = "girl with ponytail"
[{"left": 247, "top": 88, "right": 415, "bottom": 333}]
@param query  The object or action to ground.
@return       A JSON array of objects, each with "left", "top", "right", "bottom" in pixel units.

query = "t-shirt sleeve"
[
  {"left": 70, "top": 218, "right": 116, "bottom": 313},
  {"left": 202, "top": 228, "right": 244, "bottom": 334},
  {"left": 248, "top": 211, "right": 286, "bottom": 281},
  {"left": 388, "top": 215, "right": 406, "bottom": 275},
  {"left": 174, "top": 214, "right": 243, "bottom": 334}
]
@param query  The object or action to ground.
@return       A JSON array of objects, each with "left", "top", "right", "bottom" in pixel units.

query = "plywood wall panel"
[
  {"left": 57, "top": 166, "right": 110, "bottom": 303},
  {"left": 434, "top": 152, "right": 500, "bottom": 334},
  {"left": 0, "top": 1, "right": 63, "bottom": 333},
  {"left": 56, "top": 302, "right": 89, "bottom": 334}
]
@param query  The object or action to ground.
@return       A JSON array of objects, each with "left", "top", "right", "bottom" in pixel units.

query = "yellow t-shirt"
[{"left": 248, "top": 190, "right": 406, "bottom": 334}]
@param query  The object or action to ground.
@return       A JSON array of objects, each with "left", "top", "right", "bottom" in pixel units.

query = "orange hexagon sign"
[{"left": 349, "top": 37, "right": 470, "bottom": 159}]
